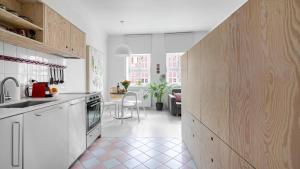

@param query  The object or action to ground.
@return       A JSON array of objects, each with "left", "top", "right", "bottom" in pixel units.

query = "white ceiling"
[{"left": 43, "top": 0, "right": 247, "bottom": 35}]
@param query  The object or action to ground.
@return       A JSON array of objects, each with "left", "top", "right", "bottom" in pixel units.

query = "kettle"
[{"left": 25, "top": 85, "right": 33, "bottom": 97}]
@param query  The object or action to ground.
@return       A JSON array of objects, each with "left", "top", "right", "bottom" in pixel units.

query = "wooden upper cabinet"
[
  {"left": 44, "top": 5, "right": 86, "bottom": 58},
  {"left": 44, "top": 6, "right": 71, "bottom": 52},
  {"left": 181, "top": 53, "right": 188, "bottom": 114},
  {"left": 229, "top": 0, "right": 300, "bottom": 169},
  {"left": 199, "top": 20, "right": 230, "bottom": 143},
  {"left": 187, "top": 43, "right": 201, "bottom": 120},
  {"left": 70, "top": 25, "right": 86, "bottom": 58}
]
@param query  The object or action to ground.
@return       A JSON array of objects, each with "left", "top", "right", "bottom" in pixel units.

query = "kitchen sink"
[{"left": 0, "top": 100, "right": 56, "bottom": 108}]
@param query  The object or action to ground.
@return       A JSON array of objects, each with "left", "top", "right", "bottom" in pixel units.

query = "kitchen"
[
  {"left": 1, "top": 0, "right": 299, "bottom": 169},
  {"left": 0, "top": 0, "right": 104, "bottom": 169}
]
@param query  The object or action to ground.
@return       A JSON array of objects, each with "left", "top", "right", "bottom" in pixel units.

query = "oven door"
[{"left": 86, "top": 100, "right": 101, "bottom": 133}]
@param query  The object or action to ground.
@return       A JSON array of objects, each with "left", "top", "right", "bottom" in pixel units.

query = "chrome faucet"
[{"left": 0, "top": 77, "right": 20, "bottom": 104}]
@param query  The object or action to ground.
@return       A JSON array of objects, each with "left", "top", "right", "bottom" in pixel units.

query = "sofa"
[{"left": 168, "top": 89, "right": 181, "bottom": 116}]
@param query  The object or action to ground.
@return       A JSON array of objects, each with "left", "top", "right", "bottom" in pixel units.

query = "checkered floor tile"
[{"left": 70, "top": 138, "right": 197, "bottom": 169}]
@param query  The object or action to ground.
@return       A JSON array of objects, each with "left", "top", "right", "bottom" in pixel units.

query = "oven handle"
[{"left": 88, "top": 102, "right": 101, "bottom": 108}]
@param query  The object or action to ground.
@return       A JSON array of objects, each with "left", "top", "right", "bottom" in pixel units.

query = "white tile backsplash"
[
  {"left": 0, "top": 41, "right": 3, "bottom": 55},
  {"left": 16, "top": 47, "right": 28, "bottom": 59},
  {"left": 0, "top": 41, "right": 4, "bottom": 74},
  {"left": 0, "top": 74, "right": 3, "bottom": 82},
  {"left": 3, "top": 43, "right": 16, "bottom": 57},
  {"left": 0, "top": 41, "right": 66, "bottom": 99}
]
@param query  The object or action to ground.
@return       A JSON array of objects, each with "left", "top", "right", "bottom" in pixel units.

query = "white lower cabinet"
[
  {"left": 0, "top": 115, "right": 23, "bottom": 169},
  {"left": 68, "top": 98, "right": 87, "bottom": 165},
  {"left": 24, "top": 103, "right": 69, "bottom": 169}
]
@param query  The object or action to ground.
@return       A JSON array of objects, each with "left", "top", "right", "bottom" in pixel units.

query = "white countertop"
[{"left": 0, "top": 93, "right": 94, "bottom": 120}]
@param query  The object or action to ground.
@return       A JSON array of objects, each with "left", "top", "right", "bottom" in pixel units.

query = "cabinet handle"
[
  {"left": 192, "top": 134, "right": 195, "bottom": 138},
  {"left": 211, "top": 137, "right": 214, "bottom": 141},
  {"left": 66, "top": 45, "right": 68, "bottom": 49},
  {"left": 12, "top": 122, "right": 20, "bottom": 167},
  {"left": 72, "top": 48, "right": 74, "bottom": 51},
  {"left": 211, "top": 158, "right": 214, "bottom": 163},
  {"left": 192, "top": 119, "right": 194, "bottom": 123}
]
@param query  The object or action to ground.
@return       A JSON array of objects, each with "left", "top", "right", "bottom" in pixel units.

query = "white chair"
[
  {"left": 100, "top": 94, "right": 118, "bottom": 117},
  {"left": 127, "top": 88, "right": 146, "bottom": 112},
  {"left": 121, "top": 92, "right": 140, "bottom": 124}
]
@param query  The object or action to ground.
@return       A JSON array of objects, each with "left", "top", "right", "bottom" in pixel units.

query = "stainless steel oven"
[{"left": 86, "top": 94, "right": 101, "bottom": 133}]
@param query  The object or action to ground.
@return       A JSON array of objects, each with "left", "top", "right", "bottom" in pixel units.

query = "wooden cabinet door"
[
  {"left": 181, "top": 112, "right": 201, "bottom": 169},
  {"left": 187, "top": 43, "right": 201, "bottom": 120},
  {"left": 200, "top": 123, "right": 254, "bottom": 169},
  {"left": 45, "top": 6, "right": 71, "bottom": 53},
  {"left": 181, "top": 53, "right": 188, "bottom": 114},
  {"left": 229, "top": 1, "right": 300, "bottom": 169},
  {"left": 68, "top": 99, "right": 87, "bottom": 165},
  {"left": 228, "top": 2, "right": 265, "bottom": 168},
  {"left": 199, "top": 19, "right": 230, "bottom": 143},
  {"left": 0, "top": 115, "right": 23, "bottom": 169},
  {"left": 24, "top": 104, "right": 69, "bottom": 169},
  {"left": 70, "top": 25, "right": 86, "bottom": 58}
]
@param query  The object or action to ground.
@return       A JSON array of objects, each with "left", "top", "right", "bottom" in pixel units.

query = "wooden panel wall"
[
  {"left": 181, "top": 0, "right": 300, "bottom": 169},
  {"left": 229, "top": 1, "right": 266, "bottom": 168},
  {"left": 229, "top": 0, "right": 300, "bottom": 168},
  {"left": 264, "top": 0, "right": 300, "bottom": 168}
]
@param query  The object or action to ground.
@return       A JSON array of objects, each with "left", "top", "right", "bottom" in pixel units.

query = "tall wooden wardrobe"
[{"left": 181, "top": 0, "right": 300, "bottom": 169}]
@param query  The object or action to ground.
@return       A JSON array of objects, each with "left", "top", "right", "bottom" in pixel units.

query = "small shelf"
[
  {"left": 0, "top": 8, "right": 43, "bottom": 31},
  {"left": 0, "top": 28, "right": 42, "bottom": 44}
]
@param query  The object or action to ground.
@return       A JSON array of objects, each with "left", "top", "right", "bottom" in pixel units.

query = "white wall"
[
  {"left": 107, "top": 31, "right": 207, "bottom": 89},
  {"left": 41, "top": 0, "right": 108, "bottom": 96}
]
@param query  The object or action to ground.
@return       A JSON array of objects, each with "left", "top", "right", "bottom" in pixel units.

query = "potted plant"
[
  {"left": 146, "top": 77, "right": 170, "bottom": 111},
  {"left": 121, "top": 80, "right": 131, "bottom": 92}
]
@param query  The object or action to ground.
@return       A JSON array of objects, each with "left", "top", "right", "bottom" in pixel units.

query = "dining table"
[{"left": 109, "top": 92, "right": 132, "bottom": 119}]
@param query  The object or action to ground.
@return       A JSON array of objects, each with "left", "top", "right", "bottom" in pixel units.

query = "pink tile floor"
[{"left": 70, "top": 137, "right": 197, "bottom": 169}]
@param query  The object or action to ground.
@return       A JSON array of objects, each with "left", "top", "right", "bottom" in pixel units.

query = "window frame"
[
  {"left": 126, "top": 53, "right": 151, "bottom": 86},
  {"left": 166, "top": 52, "right": 184, "bottom": 85}
]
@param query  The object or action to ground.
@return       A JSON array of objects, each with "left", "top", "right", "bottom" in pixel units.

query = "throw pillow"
[{"left": 174, "top": 93, "right": 181, "bottom": 102}]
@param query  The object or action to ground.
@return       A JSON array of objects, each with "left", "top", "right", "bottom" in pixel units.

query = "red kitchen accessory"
[{"left": 32, "top": 83, "right": 46, "bottom": 97}]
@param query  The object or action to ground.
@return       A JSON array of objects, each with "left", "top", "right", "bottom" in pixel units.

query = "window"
[
  {"left": 126, "top": 54, "right": 151, "bottom": 85},
  {"left": 166, "top": 53, "right": 183, "bottom": 85}
]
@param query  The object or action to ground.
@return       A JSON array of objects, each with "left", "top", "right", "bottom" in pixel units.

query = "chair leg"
[
  {"left": 109, "top": 106, "right": 112, "bottom": 116},
  {"left": 137, "top": 105, "right": 140, "bottom": 122},
  {"left": 121, "top": 106, "right": 124, "bottom": 124},
  {"left": 114, "top": 104, "right": 117, "bottom": 117}
]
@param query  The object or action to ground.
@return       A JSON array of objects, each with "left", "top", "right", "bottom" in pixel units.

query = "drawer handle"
[
  {"left": 35, "top": 106, "right": 63, "bottom": 116},
  {"left": 12, "top": 122, "right": 20, "bottom": 167},
  {"left": 211, "top": 137, "right": 214, "bottom": 141},
  {"left": 211, "top": 158, "right": 214, "bottom": 163}
]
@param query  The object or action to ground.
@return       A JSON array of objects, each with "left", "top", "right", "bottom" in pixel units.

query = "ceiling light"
[{"left": 115, "top": 20, "right": 131, "bottom": 57}]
